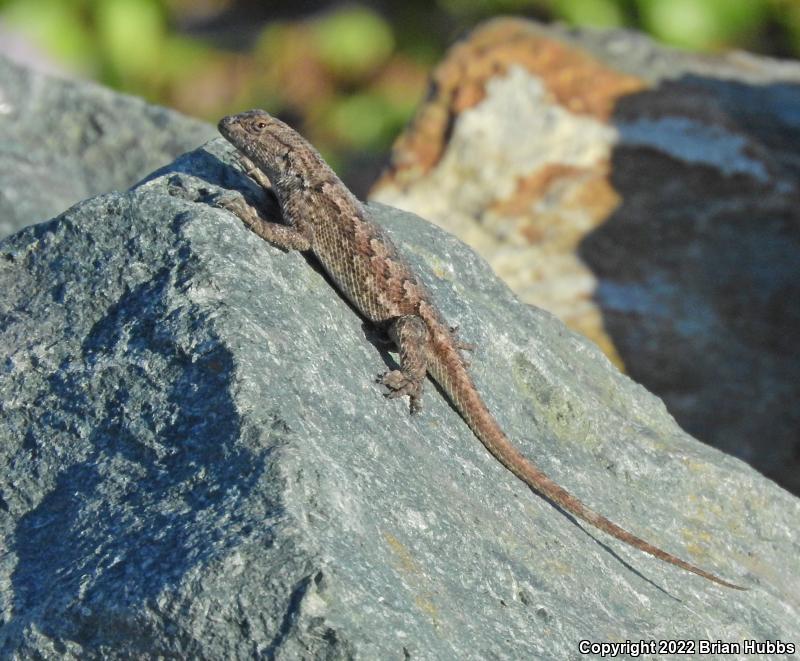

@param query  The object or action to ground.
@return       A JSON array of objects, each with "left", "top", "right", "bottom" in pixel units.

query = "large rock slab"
[
  {"left": 1, "top": 139, "right": 797, "bottom": 658},
  {"left": 371, "top": 18, "right": 800, "bottom": 495},
  {"left": 0, "top": 54, "right": 215, "bottom": 239}
]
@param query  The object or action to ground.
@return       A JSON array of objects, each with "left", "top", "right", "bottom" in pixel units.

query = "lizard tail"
[{"left": 428, "top": 339, "right": 745, "bottom": 590}]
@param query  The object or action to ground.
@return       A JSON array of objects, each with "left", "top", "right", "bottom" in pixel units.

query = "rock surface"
[
  {"left": 0, "top": 54, "right": 215, "bottom": 239},
  {"left": 1, "top": 139, "right": 797, "bottom": 658},
  {"left": 371, "top": 18, "right": 800, "bottom": 495}
]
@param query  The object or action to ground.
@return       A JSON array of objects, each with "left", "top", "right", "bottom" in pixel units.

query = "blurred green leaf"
[
  {"left": 95, "top": 0, "right": 166, "bottom": 82},
  {"left": 774, "top": 0, "right": 800, "bottom": 54},
  {"left": 637, "top": 0, "right": 769, "bottom": 49},
  {"left": 254, "top": 21, "right": 290, "bottom": 62},
  {"left": 159, "top": 35, "right": 211, "bottom": 77},
  {"left": 552, "top": 0, "right": 626, "bottom": 27},
  {"left": 2, "top": 0, "right": 95, "bottom": 71},
  {"left": 312, "top": 7, "right": 394, "bottom": 80},
  {"left": 327, "top": 93, "right": 397, "bottom": 148}
]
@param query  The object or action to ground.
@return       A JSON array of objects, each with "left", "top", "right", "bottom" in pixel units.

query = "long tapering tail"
[{"left": 428, "top": 340, "right": 745, "bottom": 590}]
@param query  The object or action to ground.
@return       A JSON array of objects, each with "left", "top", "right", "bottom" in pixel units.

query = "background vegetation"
[{"left": 2, "top": 0, "right": 798, "bottom": 190}]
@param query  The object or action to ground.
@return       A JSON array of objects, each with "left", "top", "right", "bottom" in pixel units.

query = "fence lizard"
[{"left": 217, "top": 109, "right": 745, "bottom": 590}]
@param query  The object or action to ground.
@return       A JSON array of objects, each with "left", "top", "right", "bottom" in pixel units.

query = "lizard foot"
[
  {"left": 449, "top": 325, "right": 476, "bottom": 352},
  {"left": 236, "top": 154, "right": 272, "bottom": 190},
  {"left": 211, "top": 190, "right": 250, "bottom": 216},
  {"left": 379, "top": 369, "right": 423, "bottom": 414},
  {"left": 448, "top": 325, "right": 475, "bottom": 367}
]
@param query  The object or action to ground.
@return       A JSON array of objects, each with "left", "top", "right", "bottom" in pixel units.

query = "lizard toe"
[{"left": 379, "top": 369, "right": 408, "bottom": 391}]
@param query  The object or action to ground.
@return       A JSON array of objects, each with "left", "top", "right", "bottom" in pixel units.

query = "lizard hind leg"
[{"left": 379, "top": 315, "right": 430, "bottom": 414}]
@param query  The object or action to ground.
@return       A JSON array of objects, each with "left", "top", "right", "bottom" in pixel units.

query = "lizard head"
[
  {"left": 219, "top": 109, "right": 306, "bottom": 176},
  {"left": 219, "top": 109, "right": 338, "bottom": 190}
]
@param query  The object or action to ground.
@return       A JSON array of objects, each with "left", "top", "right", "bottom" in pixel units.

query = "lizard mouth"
[{"left": 217, "top": 115, "right": 238, "bottom": 139}]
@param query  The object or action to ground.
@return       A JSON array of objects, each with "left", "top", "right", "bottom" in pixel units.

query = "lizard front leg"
[
  {"left": 237, "top": 154, "right": 273, "bottom": 190},
  {"left": 380, "top": 315, "right": 429, "bottom": 414},
  {"left": 217, "top": 192, "right": 312, "bottom": 251}
]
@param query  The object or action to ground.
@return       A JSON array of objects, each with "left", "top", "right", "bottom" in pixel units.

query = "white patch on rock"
[
  {"left": 445, "top": 66, "right": 616, "bottom": 210},
  {"left": 374, "top": 66, "right": 615, "bottom": 226},
  {"left": 616, "top": 117, "right": 769, "bottom": 181}
]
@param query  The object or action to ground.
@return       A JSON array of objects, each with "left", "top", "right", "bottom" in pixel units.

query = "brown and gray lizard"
[{"left": 217, "top": 109, "right": 745, "bottom": 590}]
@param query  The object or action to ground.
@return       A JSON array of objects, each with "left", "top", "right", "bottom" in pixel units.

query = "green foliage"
[
  {"left": 312, "top": 6, "right": 394, "bottom": 79},
  {"left": 96, "top": 0, "right": 166, "bottom": 84},
  {"left": 636, "top": 0, "right": 770, "bottom": 50},
  {"left": 784, "top": 2, "right": 800, "bottom": 53},
  {"left": 552, "top": 0, "right": 627, "bottom": 28},
  {"left": 2, "top": 0, "right": 799, "bottom": 185},
  {"left": 2, "top": 0, "right": 95, "bottom": 71},
  {"left": 327, "top": 92, "right": 408, "bottom": 148}
]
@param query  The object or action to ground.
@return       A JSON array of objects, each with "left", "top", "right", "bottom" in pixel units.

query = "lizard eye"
[{"left": 254, "top": 120, "right": 268, "bottom": 131}]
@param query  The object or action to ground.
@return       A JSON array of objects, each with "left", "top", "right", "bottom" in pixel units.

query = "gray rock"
[
  {"left": 1, "top": 140, "right": 797, "bottom": 658},
  {"left": 0, "top": 54, "right": 215, "bottom": 239}
]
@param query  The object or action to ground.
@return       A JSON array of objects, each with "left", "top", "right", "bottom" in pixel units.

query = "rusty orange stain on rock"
[
  {"left": 492, "top": 164, "right": 585, "bottom": 218},
  {"left": 569, "top": 164, "right": 621, "bottom": 223},
  {"left": 491, "top": 161, "right": 621, "bottom": 246},
  {"left": 374, "top": 18, "right": 645, "bottom": 191}
]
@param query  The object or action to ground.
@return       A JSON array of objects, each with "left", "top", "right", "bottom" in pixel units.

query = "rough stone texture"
[
  {"left": 0, "top": 54, "right": 215, "bottom": 239},
  {"left": 370, "top": 18, "right": 800, "bottom": 495},
  {"left": 1, "top": 139, "right": 798, "bottom": 658}
]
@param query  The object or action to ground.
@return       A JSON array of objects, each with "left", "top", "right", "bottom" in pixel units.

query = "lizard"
[{"left": 216, "top": 109, "right": 745, "bottom": 591}]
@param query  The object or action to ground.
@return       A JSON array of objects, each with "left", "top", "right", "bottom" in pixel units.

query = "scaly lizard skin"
[{"left": 217, "top": 109, "right": 745, "bottom": 590}]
